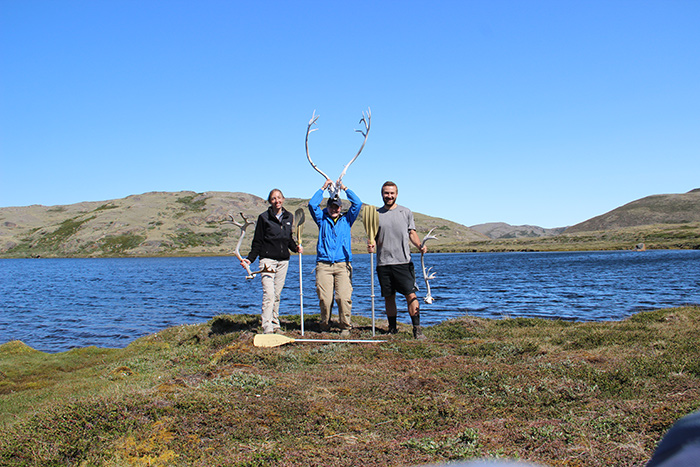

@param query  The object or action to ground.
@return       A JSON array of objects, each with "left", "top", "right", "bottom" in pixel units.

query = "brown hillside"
[
  {"left": 565, "top": 189, "right": 700, "bottom": 233},
  {"left": 0, "top": 191, "right": 486, "bottom": 258}
]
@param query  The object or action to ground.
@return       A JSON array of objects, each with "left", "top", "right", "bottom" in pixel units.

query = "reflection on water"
[{"left": 1, "top": 250, "right": 699, "bottom": 352}]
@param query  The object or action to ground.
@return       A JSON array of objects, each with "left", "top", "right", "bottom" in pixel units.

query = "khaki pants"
[
  {"left": 260, "top": 258, "right": 289, "bottom": 334},
  {"left": 315, "top": 262, "right": 353, "bottom": 330}
]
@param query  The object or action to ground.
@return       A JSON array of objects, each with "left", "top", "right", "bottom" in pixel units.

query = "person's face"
[
  {"left": 381, "top": 185, "right": 397, "bottom": 208},
  {"left": 269, "top": 191, "right": 284, "bottom": 211},
  {"left": 328, "top": 203, "right": 341, "bottom": 219}
]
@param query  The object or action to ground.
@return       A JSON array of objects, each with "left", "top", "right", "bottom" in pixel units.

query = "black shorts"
[{"left": 377, "top": 262, "right": 418, "bottom": 297}]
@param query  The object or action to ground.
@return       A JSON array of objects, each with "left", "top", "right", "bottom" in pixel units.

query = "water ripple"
[{"left": 2, "top": 250, "right": 700, "bottom": 352}]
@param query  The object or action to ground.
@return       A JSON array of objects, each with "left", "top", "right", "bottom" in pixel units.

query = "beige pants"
[
  {"left": 315, "top": 262, "right": 353, "bottom": 330},
  {"left": 260, "top": 258, "right": 289, "bottom": 334}
]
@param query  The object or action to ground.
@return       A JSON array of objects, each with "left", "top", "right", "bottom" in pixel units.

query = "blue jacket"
[{"left": 308, "top": 188, "right": 362, "bottom": 263}]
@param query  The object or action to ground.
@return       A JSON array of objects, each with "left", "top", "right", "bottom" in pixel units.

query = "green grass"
[
  {"left": 100, "top": 234, "right": 147, "bottom": 254},
  {"left": 92, "top": 203, "right": 119, "bottom": 212},
  {"left": 4, "top": 216, "right": 97, "bottom": 257},
  {"left": 1, "top": 307, "right": 699, "bottom": 466},
  {"left": 41, "top": 217, "right": 95, "bottom": 246},
  {"left": 175, "top": 194, "right": 207, "bottom": 211},
  {"left": 167, "top": 228, "right": 230, "bottom": 249}
]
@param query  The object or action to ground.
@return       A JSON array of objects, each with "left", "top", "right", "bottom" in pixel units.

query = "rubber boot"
[{"left": 387, "top": 315, "right": 398, "bottom": 334}]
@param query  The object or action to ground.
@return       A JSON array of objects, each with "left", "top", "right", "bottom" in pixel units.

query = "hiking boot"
[
  {"left": 388, "top": 325, "right": 398, "bottom": 334},
  {"left": 413, "top": 326, "right": 425, "bottom": 340},
  {"left": 340, "top": 329, "right": 351, "bottom": 338},
  {"left": 319, "top": 323, "right": 331, "bottom": 332}
]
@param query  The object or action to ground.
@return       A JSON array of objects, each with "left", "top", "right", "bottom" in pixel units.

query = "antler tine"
[
  {"left": 355, "top": 107, "right": 371, "bottom": 137},
  {"left": 337, "top": 107, "right": 371, "bottom": 187},
  {"left": 238, "top": 212, "right": 255, "bottom": 228},
  {"left": 219, "top": 213, "right": 239, "bottom": 227},
  {"left": 421, "top": 228, "right": 437, "bottom": 248},
  {"left": 305, "top": 110, "right": 332, "bottom": 186}
]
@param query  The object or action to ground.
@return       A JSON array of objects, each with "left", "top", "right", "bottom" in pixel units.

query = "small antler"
[
  {"left": 305, "top": 108, "right": 371, "bottom": 198},
  {"left": 420, "top": 228, "right": 438, "bottom": 304},
  {"left": 224, "top": 212, "right": 275, "bottom": 279}
]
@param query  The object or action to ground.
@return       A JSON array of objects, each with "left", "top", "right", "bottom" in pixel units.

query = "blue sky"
[{"left": 2, "top": 1, "right": 698, "bottom": 228}]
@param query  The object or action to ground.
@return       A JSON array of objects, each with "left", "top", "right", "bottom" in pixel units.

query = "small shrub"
[
  {"left": 93, "top": 204, "right": 119, "bottom": 212},
  {"left": 101, "top": 234, "right": 146, "bottom": 254},
  {"left": 38, "top": 216, "right": 95, "bottom": 247},
  {"left": 432, "top": 322, "right": 475, "bottom": 340},
  {"left": 176, "top": 194, "right": 207, "bottom": 211},
  {"left": 199, "top": 372, "right": 274, "bottom": 391}
]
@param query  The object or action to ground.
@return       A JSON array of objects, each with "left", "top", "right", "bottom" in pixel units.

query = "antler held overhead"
[
  {"left": 305, "top": 108, "right": 371, "bottom": 198},
  {"left": 305, "top": 110, "right": 332, "bottom": 184},
  {"left": 337, "top": 108, "right": 371, "bottom": 189}
]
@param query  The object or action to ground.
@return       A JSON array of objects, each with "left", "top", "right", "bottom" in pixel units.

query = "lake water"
[{"left": 1, "top": 250, "right": 699, "bottom": 353}]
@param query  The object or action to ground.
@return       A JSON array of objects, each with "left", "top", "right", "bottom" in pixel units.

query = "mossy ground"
[{"left": 1, "top": 307, "right": 699, "bottom": 466}]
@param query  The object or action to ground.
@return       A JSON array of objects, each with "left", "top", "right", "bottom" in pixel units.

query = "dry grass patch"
[{"left": 1, "top": 307, "right": 699, "bottom": 466}]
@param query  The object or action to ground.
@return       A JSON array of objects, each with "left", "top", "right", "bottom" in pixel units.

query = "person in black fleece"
[{"left": 241, "top": 188, "right": 302, "bottom": 334}]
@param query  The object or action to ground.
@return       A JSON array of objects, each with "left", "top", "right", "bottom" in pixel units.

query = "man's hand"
[{"left": 367, "top": 242, "right": 376, "bottom": 253}]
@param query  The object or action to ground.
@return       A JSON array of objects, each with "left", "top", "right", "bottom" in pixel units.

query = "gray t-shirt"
[{"left": 376, "top": 204, "right": 416, "bottom": 266}]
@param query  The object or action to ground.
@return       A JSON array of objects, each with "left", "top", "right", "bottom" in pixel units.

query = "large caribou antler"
[
  {"left": 420, "top": 229, "right": 438, "bottom": 304},
  {"left": 224, "top": 212, "right": 275, "bottom": 280},
  {"left": 305, "top": 108, "right": 371, "bottom": 199}
]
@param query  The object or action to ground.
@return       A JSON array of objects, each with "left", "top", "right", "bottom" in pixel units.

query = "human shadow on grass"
[
  {"left": 208, "top": 314, "right": 261, "bottom": 336},
  {"left": 209, "top": 313, "right": 394, "bottom": 337}
]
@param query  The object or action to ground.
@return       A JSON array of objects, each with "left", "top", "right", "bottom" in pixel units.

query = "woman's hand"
[
  {"left": 297, "top": 245, "right": 304, "bottom": 254},
  {"left": 240, "top": 258, "right": 251, "bottom": 268}
]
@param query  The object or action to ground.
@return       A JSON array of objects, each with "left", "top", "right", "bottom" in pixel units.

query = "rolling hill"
[
  {"left": 565, "top": 188, "right": 700, "bottom": 233},
  {"left": 2, "top": 188, "right": 699, "bottom": 257},
  {"left": 469, "top": 222, "right": 567, "bottom": 239},
  {"left": 0, "top": 191, "right": 487, "bottom": 258}
]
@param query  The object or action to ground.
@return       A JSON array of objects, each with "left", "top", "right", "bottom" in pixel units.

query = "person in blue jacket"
[{"left": 308, "top": 179, "right": 362, "bottom": 337}]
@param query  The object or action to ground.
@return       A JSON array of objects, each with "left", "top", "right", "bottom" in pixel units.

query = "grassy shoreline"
[
  {"left": 2, "top": 222, "right": 698, "bottom": 258},
  {"left": 2, "top": 307, "right": 699, "bottom": 466}
]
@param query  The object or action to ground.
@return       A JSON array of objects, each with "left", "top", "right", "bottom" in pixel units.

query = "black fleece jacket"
[{"left": 246, "top": 207, "right": 298, "bottom": 262}]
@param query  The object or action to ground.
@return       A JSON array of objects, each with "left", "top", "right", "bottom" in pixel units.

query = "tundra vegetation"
[{"left": 1, "top": 306, "right": 698, "bottom": 466}]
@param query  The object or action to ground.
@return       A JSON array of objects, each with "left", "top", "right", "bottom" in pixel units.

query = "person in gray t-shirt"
[{"left": 368, "top": 181, "right": 428, "bottom": 339}]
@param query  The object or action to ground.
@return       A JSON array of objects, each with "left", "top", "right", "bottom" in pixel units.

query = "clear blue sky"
[{"left": 2, "top": 1, "right": 698, "bottom": 228}]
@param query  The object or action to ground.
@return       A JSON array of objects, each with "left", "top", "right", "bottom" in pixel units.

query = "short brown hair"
[{"left": 381, "top": 181, "right": 398, "bottom": 192}]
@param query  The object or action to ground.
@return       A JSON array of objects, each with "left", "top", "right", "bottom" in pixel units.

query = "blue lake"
[{"left": 1, "top": 250, "right": 699, "bottom": 353}]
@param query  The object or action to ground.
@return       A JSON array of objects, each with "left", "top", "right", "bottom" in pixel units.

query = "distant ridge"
[
  {"left": 565, "top": 189, "right": 700, "bottom": 233},
  {"left": 2, "top": 188, "right": 699, "bottom": 257},
  {"left": 470, "top": 222, "right": 567, "bottom": 239}
]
